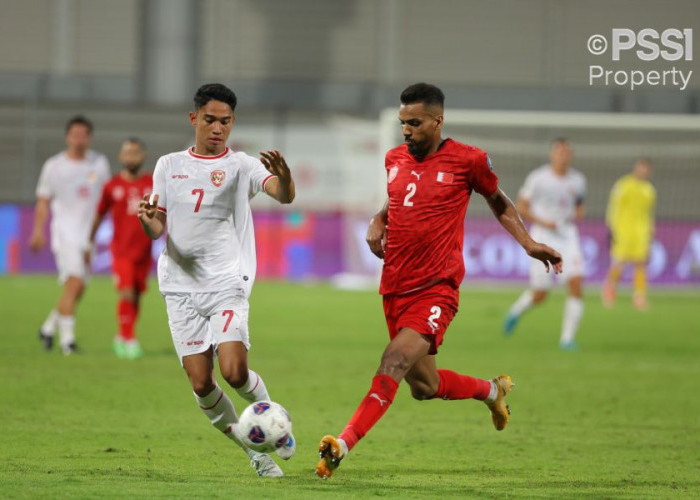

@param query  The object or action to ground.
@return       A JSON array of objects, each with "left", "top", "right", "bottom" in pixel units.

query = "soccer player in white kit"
[
  {"left": 503, "top": 138, "right": 586, "bottom": 350},
  {"left": 30, "top": 116, "right": 111, "bottom": 355},
  {"left": 137, "top": 84, "right": 296, "bottom": 477}
]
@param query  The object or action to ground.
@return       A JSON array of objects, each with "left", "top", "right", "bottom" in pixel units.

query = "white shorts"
[
  {"left": 53, "top": 247, "right": 90, "bottom": 284},
  {"left": 529, "top": 227, "right": 584, "bottom": 290},
  {"left": 162, "top": 289, "right": 251, "bottom": 364}
]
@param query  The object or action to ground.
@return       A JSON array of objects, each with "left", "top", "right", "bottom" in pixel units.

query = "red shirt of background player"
[
  {"left": 97, "top": 174, "right": 153, "bottom": 264},
  {"left": 380, "top": 139, "right": 498, "bottom": 295}
]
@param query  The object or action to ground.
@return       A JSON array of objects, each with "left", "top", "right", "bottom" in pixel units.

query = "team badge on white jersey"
[{"left": 211, "top": 169, "right": 225, "bottom": 187}]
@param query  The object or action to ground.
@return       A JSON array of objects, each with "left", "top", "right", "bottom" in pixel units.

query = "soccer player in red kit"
[
  {"left": 316, "top": 83, "right": 563, "bottom": 478},
  {"left": 87, "top": 138, "right": 153, "bottom": 359}
]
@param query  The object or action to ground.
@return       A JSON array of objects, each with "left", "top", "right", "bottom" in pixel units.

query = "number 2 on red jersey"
[{"left": 404, "top": 182, "right": 417, "bottom": 207}]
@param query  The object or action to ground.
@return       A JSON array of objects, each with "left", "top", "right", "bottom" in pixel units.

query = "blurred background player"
[
  {"left": 315, "top": 83, "right": 562, "bottom": 479},
  {"left": 87, "top": 138, "right": 153, "bottom": 359},
  {"left": 138, "top": 83, "right": 296, "bottom": 477},
  {"left": 602, "top": 159, "right": 656, "bottom": 310},
  {"left": 30, "top": 115, "right": 110, "bottom": 355},
  {"left": 503, "top": 138, "right": 586, "bottom": 350}
]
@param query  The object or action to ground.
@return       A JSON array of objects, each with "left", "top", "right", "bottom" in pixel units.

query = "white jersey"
[
  {"left": 519, "top": 164, "right": 586, "bottom": 242},
  {"left": 35, "top": 150, "right": 111, "bottom": 252},
  {"left": 152, "top": 147, "right": 274, "bottom": 296}
]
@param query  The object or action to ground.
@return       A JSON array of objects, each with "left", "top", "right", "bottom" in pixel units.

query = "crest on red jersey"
[
  {"left": 387, "top": 166, "right": 399, "bottom": 184},
  {"left": 113, "top": 186, "right": 125, "bottom": 201},
  {"left": 210, "top": 170, "right": 225, "bottom": 187}
]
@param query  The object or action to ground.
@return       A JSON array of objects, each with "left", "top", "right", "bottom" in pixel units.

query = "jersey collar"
[{"left": 188, "top": 147, "right": 229, "bottom": 160}]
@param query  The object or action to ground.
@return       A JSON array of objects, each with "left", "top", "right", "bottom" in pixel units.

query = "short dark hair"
[
  {"left": 400, "top": 83, "right": 445, "bottom": 108},
  {"left": 124, "top": 137, "right": 146, "bottom": 149},
  {"left": 65, "top": 115, "right": 93, "bottom": 134},
  {"left": 193, "top": 83, "right": 237, "bottom": 112},
  {"left": 551, "top": 137, "right": 570, "bottom": 146}
]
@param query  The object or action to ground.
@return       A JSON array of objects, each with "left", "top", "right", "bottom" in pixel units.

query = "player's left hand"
[
  {"left": 260, "top": 150, "right": 292, "bottom": 184},
  {"left": 366, "top": 215, "right": 387, "bottom": 259},
  {"left": 526, "top": 241, "right": 563, "bottom": 274}
]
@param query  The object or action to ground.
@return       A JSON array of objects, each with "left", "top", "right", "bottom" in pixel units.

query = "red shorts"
[
  {"left": 112, "top": 257, "right": 151, "bottom": 293},
  {"left": 382, "top": 281, "right": 459, "bottom": 355}
]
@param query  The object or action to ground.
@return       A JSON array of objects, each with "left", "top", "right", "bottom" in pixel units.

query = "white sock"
[
  {"left": 509, "top": 290, "right": 534, "bottom": 317},
  {"left": 41, "top": 309, "right": 59, "bottom": 336},
  {"left": 235, "top": 370, "right": 270, "bottom": 403},
  {"left": 57, "top": 315, "right": 76, "bottom": 347},
  {"left": 337, "top": 438, "right": 349, "bottom": 457},
  {"left": 560, "top": 297, "right": 583, "bottom": 345},
  {"left": 484, "top": 380, "right": 498, "bottom": 404},
  {"left": 195, "top": 385, "right": 255, "bottom": 457}
]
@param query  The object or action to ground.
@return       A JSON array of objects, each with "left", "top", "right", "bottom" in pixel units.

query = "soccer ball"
[{"left": 235, "top": 401, "right": 292, "bottom": 453}]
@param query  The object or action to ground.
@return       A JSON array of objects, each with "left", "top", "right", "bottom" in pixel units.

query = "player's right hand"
[
  {"left": 366, "top": 215, "right": 387, "bottom": 259},
  {"left": 28, "top": 231, "right": 46, "bottom": 252},
  {"left": 526, "top": 241, "right": 563, "bottom": 274},
  {"left": 138, "top": 193, "right": 158, "bottom": 221}
]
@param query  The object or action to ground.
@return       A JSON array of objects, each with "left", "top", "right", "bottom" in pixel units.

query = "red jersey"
[
  {"left": 379, "top": 139, "right": 498, "bottom": 295},
  {"left": 97, "top": 173, "right": 153, "bottom": 263}
]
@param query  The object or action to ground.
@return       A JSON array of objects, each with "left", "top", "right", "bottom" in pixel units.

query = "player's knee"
[
  {"left": 532, "top": 290, "right": 548, "bottom": 303},
  {"left": 220, "top": 364, "right": 249, "bottom": 389},
  {"left": 190, "top": 378, "right": 216, "bottom": 397}
]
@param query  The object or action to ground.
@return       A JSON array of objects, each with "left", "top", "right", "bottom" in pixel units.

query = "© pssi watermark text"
[{"left": 587, "top": 29, "right": 693, "bottom": 91}]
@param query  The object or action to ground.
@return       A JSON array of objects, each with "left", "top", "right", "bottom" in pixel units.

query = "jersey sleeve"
[
  {"left": 35, "top": 158, "right": 54, "bottom": 199},
  {"left": 152, "top": 157, "right": 168, "bottom": 212},
  {"left": 248, "top": 156, "right": 275, "bottom": 198},
  {"left": 468, "top": 150, "right": 499, "bottom": 197}
]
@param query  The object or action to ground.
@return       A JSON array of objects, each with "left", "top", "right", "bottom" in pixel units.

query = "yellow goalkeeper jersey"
[{"left": 606, "top": 174, "right": 656, "bottom": 235}]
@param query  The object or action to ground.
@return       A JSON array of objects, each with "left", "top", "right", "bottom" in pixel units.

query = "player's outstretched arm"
[
  {"left": 366, "top": 199, "right": 388, "bottom": 259},
  {"left": 260, "top": 150, "right": 295, "bottom": 204},
  {"left": 486, "top": 188, "right": 563, "bottom": 274},
  {"left": 138, "top": 194, "right": 166, "bottom": 240},
  {"left": 29, "top": 197, "right": 50, "bottom": 252}
]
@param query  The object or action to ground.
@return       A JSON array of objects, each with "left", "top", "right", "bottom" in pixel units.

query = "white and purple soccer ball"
[{"left": 235, "top": 400, "right": 293, "bottom": 453}]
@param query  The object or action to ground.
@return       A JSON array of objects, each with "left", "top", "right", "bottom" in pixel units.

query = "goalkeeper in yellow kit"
[{"left": 602, "top": 159, "right": 656, "bottom": 310}]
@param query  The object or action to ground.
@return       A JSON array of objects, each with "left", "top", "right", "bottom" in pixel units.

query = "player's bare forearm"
[
  {"left": 265, "top": 177, "right": 295, "bottom": 204},
  {"left": 488, "top": 189, "right": 536, "bottom": 250},
  {"left": 29, "top": 198, "right": 50, "bottom": 251},
  {"left": 32, "top": 198, "right": 49, "bottom": 234},
  {"left": 575, "top": 203, "right": 585, "bottom": 221},
  {"left": 88, "top": 214, "right": 104, "bottom": 245},
  {"left": 366, "top": 198, "right": 389, "bottom": 259},
  {"left": 140, "top": 213, "right": 165, "bottom": 240}
]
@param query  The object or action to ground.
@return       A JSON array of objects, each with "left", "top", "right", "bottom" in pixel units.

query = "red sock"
[
  {"left": 431, "top": 369, "right": 491, "bottom": 401},
  {"left": 117, "top": 299, "right": 136, "bottom": 340},
  {"left": 339, "top": 374, "right": 399, "bottom": 451}
]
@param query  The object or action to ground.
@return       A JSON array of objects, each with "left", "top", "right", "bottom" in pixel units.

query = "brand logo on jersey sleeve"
[
  {"left": 436, "top": 172, "right": 454, "bottom": 184},
  {"left": 388, "top": 166, "right": 399, "bottom": 183},
  {"left": 210, "top": 170, "right": 226, "bottom": 187}
]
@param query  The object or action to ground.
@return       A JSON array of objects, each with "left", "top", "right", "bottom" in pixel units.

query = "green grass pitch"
[{"left": 0, "top": 276, "right": 698, "bottom": 498}]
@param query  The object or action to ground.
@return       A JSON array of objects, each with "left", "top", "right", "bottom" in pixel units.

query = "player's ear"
[
  {"left": 434, "top": 114, "right": 444, "bottom": 131},
  {"left": 189, "top": 111, "right": 197, "bottom": 128}
]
